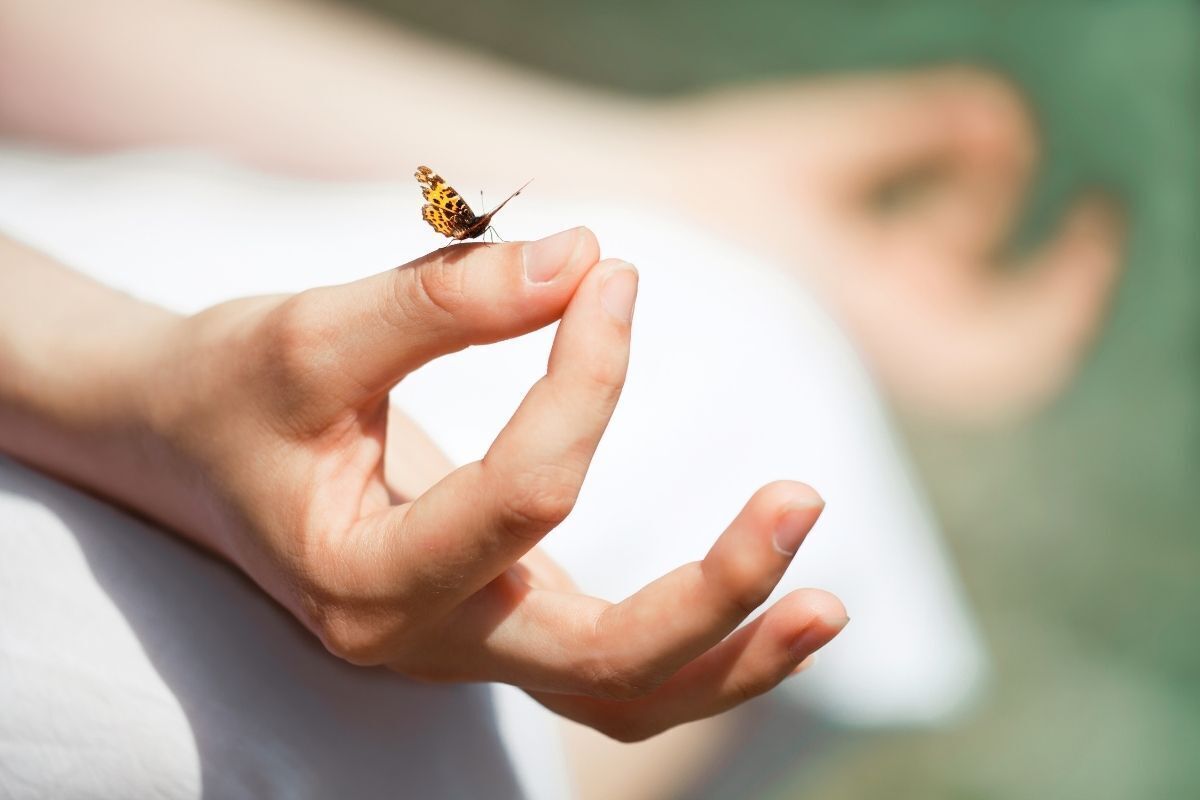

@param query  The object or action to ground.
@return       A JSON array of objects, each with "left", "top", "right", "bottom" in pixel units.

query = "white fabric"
[
  {"left": 0, "top": 146, "right": 985, "bottom": 799},
  {"left": 0, "top": 454, "right": 535, "bottom": 799}
]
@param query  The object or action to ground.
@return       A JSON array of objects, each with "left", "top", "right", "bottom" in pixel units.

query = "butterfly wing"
[
  {"left": 415, "top": 166, "right": 481, "bottom": 239},
  {"left": 421, "top": 204, "right": 457, "bottom": 237}
]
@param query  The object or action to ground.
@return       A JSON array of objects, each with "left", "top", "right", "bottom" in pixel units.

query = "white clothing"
[{"left": 0, "top": 147, "right": 984, "bottom": 799}]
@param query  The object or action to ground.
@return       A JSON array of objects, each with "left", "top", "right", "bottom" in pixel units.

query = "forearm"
[
  {"left": 0, "top": 0, "right": 661, "bottom": 191},
  {"left": 0, "top": 235, "right": 200, "bottom": 540}
]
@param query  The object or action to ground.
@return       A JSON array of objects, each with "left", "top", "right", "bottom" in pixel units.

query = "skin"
[
  {"left": 661, "top": 73, "right": 1125, "bottom": 421},
  {"left": 0, "top": 1, "right": 1126, "bottom": 422},
  {"left": 0, "top": 228, "right": 848, "bottom": 743},
  {"left": 0, "top": 0, "right": 1126, "bottom": 793}
]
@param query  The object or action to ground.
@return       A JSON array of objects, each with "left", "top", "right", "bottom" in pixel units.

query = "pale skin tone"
[
  {"left": 0, "top": 0, "right": 1126, "bottom": 795},
  {"left": 0, "top": 0, "right": 1125, "bottom": 422},
  {"left": 0, "top": 229, "right": 847, "bottom": 742},
  {"left": 665, "top": 76, "right": 1125, "bottom": 421}
]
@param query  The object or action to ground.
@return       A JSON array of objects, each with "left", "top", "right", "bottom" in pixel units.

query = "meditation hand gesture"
[{"left": 0, "top": 228, "right": 846, "bottom": 741}]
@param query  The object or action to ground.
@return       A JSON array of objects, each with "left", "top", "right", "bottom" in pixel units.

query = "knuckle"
[
  {"left": 705, "top": 555, "right": 775, "bottom": 618},
  {"left": 402, "top": 257, "right": 468, "bottom": 321},
  {"left": 728, "top": 671, "right": 774, "bottom": 706},
  {"left": 310, "top": 609, "right": 390, "bottom": 667},
  {"left": 592, "top": 672, "right": 648, "bottom": 702},
  {"left": 264, "top": 291, "right": 335, "bottom": 387},
  {"left": 498, "top": 466, "right": 581, "bottom": 537},
  {"left": 295, "top": 551, "right": 414, "bottom": 668},
  {"left": 581, "top": 354, "right": 628, "bottom": 400},
  {"left": 736, "top": 577, "right": 777, "bottom": 617},
  {"left": 583, "top": 656, "right": 663, "bottom": 702},
  {"left": 269, "top": 292, "right": 321, "bottom": 350}
]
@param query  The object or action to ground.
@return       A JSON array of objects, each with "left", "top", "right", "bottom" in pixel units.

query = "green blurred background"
[{"left": 353, "top": 1, "right": 1198, "bottom": 796}]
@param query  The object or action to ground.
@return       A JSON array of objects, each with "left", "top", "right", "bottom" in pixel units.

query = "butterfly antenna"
[{"left": 481, "top": 178, "right": 534, "bottom": 222}]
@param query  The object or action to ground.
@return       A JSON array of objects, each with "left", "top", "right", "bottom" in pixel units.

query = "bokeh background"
[{"left": 345, "top": 1, "right": 1199, "bottom": 797}]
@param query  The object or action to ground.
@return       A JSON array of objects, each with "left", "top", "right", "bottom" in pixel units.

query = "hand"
[
  {"left": 654, "top": 68, "right": 1125, "bottom": 421},
  {"left": 110, "top": 227, "right": 847, "bottom": 741}
]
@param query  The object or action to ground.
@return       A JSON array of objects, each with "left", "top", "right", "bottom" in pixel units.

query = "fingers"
[
  {"left": 816, "top": 68, "right": 1036, "bottom": 258},
  {"left": 417, "top": 482, "right": 826, "bottom": 697},
  {"left": 584, "top": 481, "right": 824, "bottom": 690},
  {"left": 356, "top": 258, "right": 638, "bottom": 614},
  {"left": 983, "top": 193, "right": 1124, "bottom": 407},
  {"left": 1015, "top": 194, "right": 1125, "bottom": 334},
  {"left": 532, "top": 590, "right": 849, "bottom": 742},
  {"left": 310, "top": 226, "right": 600, "bottom": 397},
  {"left": 860, "top": 193, "right": 1125, "bottom": 422}
]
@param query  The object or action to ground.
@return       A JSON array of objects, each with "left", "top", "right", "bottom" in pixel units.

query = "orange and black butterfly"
[{"left": 415, "top": 166, "right": 531, "bottom": 241}]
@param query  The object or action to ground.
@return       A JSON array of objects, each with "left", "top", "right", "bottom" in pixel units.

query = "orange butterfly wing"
[{"left": 414, "top": 166, "right": 483, "bottom": 240}]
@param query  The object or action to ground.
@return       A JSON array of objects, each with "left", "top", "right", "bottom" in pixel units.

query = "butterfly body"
[{"left": 415, "top": 166, "right": 530, "bottom": 240}]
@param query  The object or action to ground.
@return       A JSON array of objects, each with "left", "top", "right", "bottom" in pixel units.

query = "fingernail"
[
  {"left": 789, "top": 614, "right": 849, "bottom": 662},
  {"left": 600, "top": 262, "right": 638, "bottom": 323},
  {"left": 771, "top": 497, "right": 824, "bottom": 557},
  {"left": 523, "top": 227, "right": 580, "bottom": 283}
]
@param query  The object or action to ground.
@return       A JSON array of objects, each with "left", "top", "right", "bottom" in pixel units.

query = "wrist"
[{"left": 0, "top": 237, "right": 186, "bottom": 524}]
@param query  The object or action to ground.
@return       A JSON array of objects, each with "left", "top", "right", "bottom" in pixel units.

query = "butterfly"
[{"left": 415, "top": 166, "right": 532, "bottom": 241}]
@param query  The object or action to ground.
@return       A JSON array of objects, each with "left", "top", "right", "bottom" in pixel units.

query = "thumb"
[{"left": 315, "top": 226, "right": 598, "bottom": 397}]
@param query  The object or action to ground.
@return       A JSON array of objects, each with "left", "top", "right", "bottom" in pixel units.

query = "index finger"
[{"left": 354, "top": 258, "right": 638, "bottom": 615}]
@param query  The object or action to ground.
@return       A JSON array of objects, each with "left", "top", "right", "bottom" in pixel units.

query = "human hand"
[
  {"left": 116, "top": 228, "right": 847, "bottom": 741},
  {"left": 654, "top": 68, "right": 1125, "bottom": 421}
]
